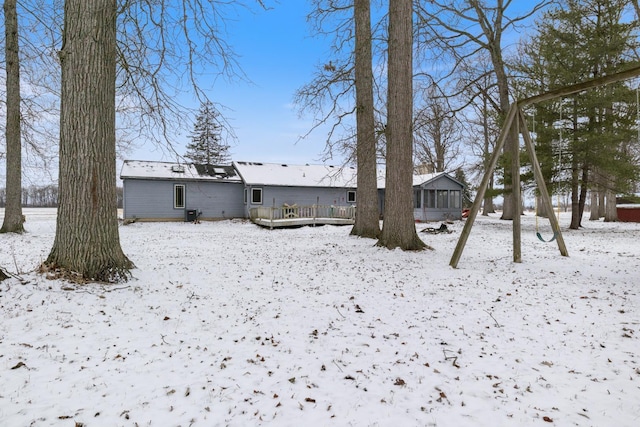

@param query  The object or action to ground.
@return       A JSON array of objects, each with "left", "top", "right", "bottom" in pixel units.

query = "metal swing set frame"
[{"left": 450, "top": 64, "right": 640, "bottom": 268}]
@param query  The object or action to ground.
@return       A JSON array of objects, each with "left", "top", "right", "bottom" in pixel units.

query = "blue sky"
[{"left": 129, "top": 2, "right": 338, "bottom": 166}]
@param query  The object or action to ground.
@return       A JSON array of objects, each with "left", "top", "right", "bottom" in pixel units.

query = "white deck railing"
[{"left": 249, "top": 204, "right": 356, "bottom": 221}]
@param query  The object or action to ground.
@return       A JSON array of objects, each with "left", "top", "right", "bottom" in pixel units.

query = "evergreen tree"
[
  {"left": 185, "top": 101, "right": 230, "bottom": 165},
  {"left": 517, "top": 0, "right": 639, "bottom": 227}
]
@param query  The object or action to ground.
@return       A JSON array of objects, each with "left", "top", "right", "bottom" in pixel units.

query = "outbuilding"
[
  {"left": 412, "top": 172, "right": 465, "bottom": 222},
  {"left": 615, "top": 194, "right": 640, "bottom": 222},
  {"left": 617, "top": 204, "right": 640, "bottom": 222}
]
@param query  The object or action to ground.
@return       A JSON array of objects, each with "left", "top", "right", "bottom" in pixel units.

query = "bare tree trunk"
[
  {"left": 351, "top": 0, "right": 380, "bottom": 239},
  {"left": 589, "top": 190, "right": 599, "bottom": 220},
  {"left": 377, "top": 0, "right": 425, "bottom": 251},
  {"left": 569, "top": 151, "right": 581, "bottom": 229},
  {"left": 536, "top": 195, "right": 547, "bottom": 217},
  {"left": 481, "top": 89, "right": 495, "bottom": 216},
  {"left": 473, "top": 1, "right": 515, "bottom": 221},
  {"left": 482, "top": 180, "right": 495, "bottom": 215},
  {"left": 598, "top": 187, "right": 606, "bottom": 218},
  {"left": 1, "top": 0, "right": 25, "bottom": 234},
  {"left": 603, "top": 186, "right": 618, "bottom": 222},
  {"left": 577, "top": 166, "right": 588, "bottom": 226},
  {"left": 45, "top": 0, "right": 133, "bottom": 282}
]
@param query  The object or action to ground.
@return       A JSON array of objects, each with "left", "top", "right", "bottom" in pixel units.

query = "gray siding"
[
  {"left": 245, "top": 185, "right": 356, "bottom": 216},
  {"left": 123, "top": 179, "right": 244, "bottom": 220},
  {"left": 413, "top": 175, "right": 463, "bottom": 221}
]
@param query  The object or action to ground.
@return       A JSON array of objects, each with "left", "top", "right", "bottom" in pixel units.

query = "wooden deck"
[{"left": 249, "top": 205, "right": 355, "bottom": 229}]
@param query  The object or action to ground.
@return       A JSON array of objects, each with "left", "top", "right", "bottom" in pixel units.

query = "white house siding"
[{"left": 123, "top": 179, "right": 244, "bottom": 221}]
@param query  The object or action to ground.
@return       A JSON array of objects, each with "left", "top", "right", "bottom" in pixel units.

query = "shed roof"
[
  {"left": 233, "top": 161, "right": 359, "bottom": 188},
  {"left": 413, "top": 172, "right": 464, "bottom": 188},
  {"left": 120, "top": 160, "right": 241, "bottom": 182}
]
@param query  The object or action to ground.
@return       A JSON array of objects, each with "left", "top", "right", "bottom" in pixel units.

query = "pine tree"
[
  {"left": 185, "top": 101, "right": 230, "bottom": 165},
  {"left": 518, "top": 0, "right": 639, "bottom": 227}
]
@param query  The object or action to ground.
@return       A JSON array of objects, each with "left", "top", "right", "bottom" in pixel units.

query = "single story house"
[
  {"left": 234, "top": 161, "right": 359, "bottom": 218},
  {"left": 120, "top": 160, "right": 465, "bottom": 222},
  {"left": 120, "top": 161, "right": 244, "bottom": 221}
]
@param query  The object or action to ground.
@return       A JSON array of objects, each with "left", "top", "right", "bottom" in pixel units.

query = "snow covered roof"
[
  {"left": 120, "top": 160, "right": 241, "bottom": 182},
  {"left": 412, "top": 171, "right": 463, "bottom": 187},
  {"left": 233, "top": 161, "right": 359, "bottom": 188},
  {"left": 120, "top": 160, "right": 463, "bottom": 189}
]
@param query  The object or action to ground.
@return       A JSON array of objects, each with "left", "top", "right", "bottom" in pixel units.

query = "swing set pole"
[
  {"left": 518, "top": 109, "right": 569, "bottom": 256},
  {"left": 450, "top": 64, "right": 640, "bottom": 267},
  {"left": 450, "top": 104, "right": 519, "bottom": 268}
]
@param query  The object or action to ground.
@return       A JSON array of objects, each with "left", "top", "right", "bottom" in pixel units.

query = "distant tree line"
[{"left": 0, "top": 186, "right": 123, "bottom": 208}]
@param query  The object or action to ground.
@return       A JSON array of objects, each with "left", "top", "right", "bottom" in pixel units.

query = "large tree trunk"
[
  {"left": 482, "top": 181, "right": 495, "bottom": 215},
  {"left": 350, "top": 0, "right": 380, "bottom": 239},
  {"left": 598, "top": 189, "right": 605, "bottom": 218},
  {"left": 481, "top": 7, "right": 515, "bottom": 221},
  {"left": 1, "top": 0, "right": 25, "bottom": 234},
  {"left": 45, "top": 0, "right": 133, "bottom": 282},
  {"left": 603, "top": 186, "right": 618, "bottom": 222},
  {"left": 589, "top": 190, "right": 599, "bottom": 220},
  {"left": 377, "top": 0, "right": 425, "bottom": 251},
  {"left": 481, "top": 93, "right": 495, "bottom": 216}
]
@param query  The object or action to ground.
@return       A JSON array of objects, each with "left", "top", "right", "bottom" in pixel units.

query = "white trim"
[
  {"left": 174, "top": 184, "right": 186, "bottom": 209},
  {"left": 251, "top": 188, "right": 263, "bottom": 205}
]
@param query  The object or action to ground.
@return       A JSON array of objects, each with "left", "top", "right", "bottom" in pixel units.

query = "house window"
[
  {"left": 437, "top": 190, "right": 449, "bottom": 208},
  {"left": 449, "top": 190, "right": 461, "bottom": 209},
  {"left": 174, "top": 184, "right": 185, "bottom": 209},
  {"left": 414, "top": 189, "right": 421, "bottom": 208},
  {"left": 251, "top": 188, "right": 263, "bottom": 204},
  {"left": 244, "top": 188, "right": 248, "bottom": 204},
  {"left": 347, "top": 190, "right": 356, "bottom": 204},
  {"left": 425, "top": 190, "right": 436, "bottom": 208}
]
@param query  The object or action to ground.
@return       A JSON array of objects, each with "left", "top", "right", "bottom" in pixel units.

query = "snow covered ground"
[{"left": 0, "top": 208, "right": 638, "bottom": 427}]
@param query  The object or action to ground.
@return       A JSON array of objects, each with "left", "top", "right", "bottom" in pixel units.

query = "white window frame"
[
  {"left": 347, "top": 190, "right": 356, "bottom": 204},
  {"left": 174, "top": 184, "right": 185, "bottom": 209},
  {"left": 251, "top": 188, "right": 263, "bottom": 205}
]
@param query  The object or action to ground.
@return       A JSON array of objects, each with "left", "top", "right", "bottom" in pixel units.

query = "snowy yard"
[{"left": 0, "top": 208, "right": 638, "bottom": 427}]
